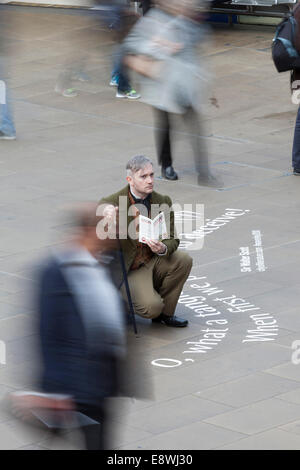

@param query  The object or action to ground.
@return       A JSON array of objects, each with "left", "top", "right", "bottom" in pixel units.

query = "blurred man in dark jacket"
[
  {"left": 0, "top": 12, "right": 16, "bottom": 140},
  {"left": 37, "top": 203, "right": 126, "bottom": 450},
  {"left": 291, "top": 2, "right": 300, "bottom": 174},
  {"left": 122, "top": 0, "right": 220, "bottom": 186}
]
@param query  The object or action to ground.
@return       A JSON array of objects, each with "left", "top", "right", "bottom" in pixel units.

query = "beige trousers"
[{"left": 121, "top": 251, "right": 193, "bottom": 319}]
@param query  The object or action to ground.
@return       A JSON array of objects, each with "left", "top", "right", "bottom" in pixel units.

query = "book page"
[
  {"left": 153, "top": 212, "right": 168, "bottom": 241},
  {"left": 139, "top": 215, "right": 153, "bottom": 243}
]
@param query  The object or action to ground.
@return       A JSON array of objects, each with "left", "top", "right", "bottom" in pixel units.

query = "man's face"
[{"left": 127, "top": 164, "right": 154, "bottom": 198}]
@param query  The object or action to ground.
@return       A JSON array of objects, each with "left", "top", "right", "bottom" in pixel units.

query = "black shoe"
[
  {"left": 152, "top": 314, "right": 188, "bottom": 327},
  {"left": 161, "top": 166, "right": 178, "bottom": 181},
  {"left": 293, "top": 168, "right": 300, "bottom": 175}
]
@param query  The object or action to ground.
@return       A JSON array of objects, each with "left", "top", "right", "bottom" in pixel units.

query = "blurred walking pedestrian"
[
  {"left": 109, "top": 0, "right": 141, "bottom": 99},
  {"left": 122, "top": 0, "right": 220, "bottom": 185},
  {"left": 0, "top": 79, "right": 16, "bottom": 140},
  {"left": 35, "top": 203, "right": 127, "bottom": 449},
  {"left": 0, "top": 19, "right": 16, "bottom": 140},
  {"left": 291, "top": 1, "right": 300, "bottom": 175}
]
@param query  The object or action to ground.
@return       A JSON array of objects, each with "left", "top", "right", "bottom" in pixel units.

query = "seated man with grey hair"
[{"left": 99, "top": 155, "right": 192, "bottom": 327}]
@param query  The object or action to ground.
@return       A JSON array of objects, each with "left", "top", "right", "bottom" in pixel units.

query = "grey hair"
[{"left": 126, "top": 155, "right": 153, "bottom": 176}]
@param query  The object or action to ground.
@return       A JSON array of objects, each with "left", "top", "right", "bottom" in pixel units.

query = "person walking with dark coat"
[
  {"left": 121, "top": 0, "right": 221, "bottom": 185},
  {"left": 291, "top": 2, "right": 300, "bottom": 174},
  {"left": 37, "top": 204, "right": 126, "bottom": 450}
]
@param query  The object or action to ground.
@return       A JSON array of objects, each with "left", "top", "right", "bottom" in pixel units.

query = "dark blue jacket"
[{"left": 38, "top": 258, "right": 120, "bottom": 406}]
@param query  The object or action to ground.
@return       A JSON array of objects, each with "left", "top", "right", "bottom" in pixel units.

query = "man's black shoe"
[
  {"left": 152, "top": 314, "right": 188, "bottom": 327},
  {"left": 161, "top": 166, "right": 178, "bottom": 181},
  {"left": 293, "top": 168, "right": 300, "bottom": 175}
]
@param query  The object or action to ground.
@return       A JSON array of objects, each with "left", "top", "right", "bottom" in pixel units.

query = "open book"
[{"left": 139, "top": 212, "right": 168, "bottom": 243}]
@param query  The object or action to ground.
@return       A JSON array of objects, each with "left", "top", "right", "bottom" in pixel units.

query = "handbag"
[{"left": 272, "top": 13, "right": 300, "bottom": 72}]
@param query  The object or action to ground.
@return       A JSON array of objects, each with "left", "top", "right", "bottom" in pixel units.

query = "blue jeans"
[
  {"left": 292, "top": 106, "right": 300, "bottom": 170},
  {"left": 109, "top": 4, "right": 131, "bottom": 92},
  {"left": 0, "top": 80, "right": 16, "bottom": 136},
  {"left": 111, "top": 45, "right": 131, "bottom": 92}
]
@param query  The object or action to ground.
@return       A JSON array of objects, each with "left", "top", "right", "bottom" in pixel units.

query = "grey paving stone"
[
  {"left": 279, "top": 419, "right": 300, "bottom": 437},
  {"left": 115, "top": 395, "right": 233, "bottom": 434},
  {"left": 272, "top": 332, "right": 300, "bottom": 350},
  {"left": 0, "top": 272, "right": 34, "bottom": 295},
  {"left": 140, "top": 319, "right": 204, "bottom": 345},
  {"left": 0, "top": 419, "right": 50, "bottom": 448},
  {"left": 204, "top": 215, "right": 300, "bottom": 255},
  {"left": 108, "top": 397, "right": 155, "bottom": 418},
  {"left": 0, "top": 421, "right": 28, "bottom": 450},
  {"left": 218, "top": 429, "right": 300, "bottom": 450},
  {"left": 126, "top": 371, "right": 202, "bottom": 403},
  {"left": 209, "top": 276, "right": 281, "bottom": 299},
  {"left": 275, "top": 388, "right": 300, "bottom": 406},
  {"left": 148, "top": 327, "right": 247, "bottom": 363},
  {"left": 118, "top": 421, "right": 246, "bottom": 450},
  {"left": 204, "top": 398, "right": 300, "bottom": 435},
  {"left": 0, "top": 314, "right": 35, "bottom": 341},
  {"left": 165, "top": 343, "right": 292, "bottom": 391},
  {"left": 195, "top": 372, "right": 300, "bottom": 407},
  {"left": 38, "top": 432, "right": 84, "bottom": 451},
  {"left": 242, "top": 286, "right": 300, "bottom": 315},
  {"left": 265, "top": 363, "right": 300, "bottom": 383},
  {"left": 109, "top": 422, "right": 156, "bottom": 449},
  {"left": 256, "top": 263, "right": 300, "bottom": 289},
  {"left": 5, "top": 335, "right": 39, "bottom": 366},
  {"left": 259, "top": 244, "right": 300, "bottom": 271},
  {"left": 0, "top": 291, "right": 33, "bottom": 309}
]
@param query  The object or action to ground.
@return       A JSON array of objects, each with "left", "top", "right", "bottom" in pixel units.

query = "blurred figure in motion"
[
  {"left": 54, "top": 8, "right": 92, "bottom": 97},
  {"left": 108, "top": 0, "right": 141, "bottom": 99},
  {"left": 0, "top": 79, "right": 16, "bottom": 140},
  {"left": 55, "top": 54, "right": 89, "bottom": 98},
  {"left": 0, "top": 17, "right": 16, "bottom": 140},
  {"left": 291, "top": 1, "right": 300, "bottom": 175},
  {"left": 35, "top": 203, "right": 126, "bottom": 449},
  {"left": 122, "top": 0, "right": 220, "bottom": 185}
]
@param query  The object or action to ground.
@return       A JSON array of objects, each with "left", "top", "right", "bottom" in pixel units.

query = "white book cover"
[{"left": 139, "top": 212, "right": 168, "bottom": 243}]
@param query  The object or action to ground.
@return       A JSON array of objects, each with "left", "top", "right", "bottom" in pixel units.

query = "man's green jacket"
[{"left": 99, "top": 185, "right": 179, "bottom": 280}]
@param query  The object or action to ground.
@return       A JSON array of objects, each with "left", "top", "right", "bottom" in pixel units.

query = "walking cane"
[
  {"left": 117, "top": 238, "right": 138, "bottom": 337},
  {"left": 104, "top": 204, "right": 138, "bottom": 336}
]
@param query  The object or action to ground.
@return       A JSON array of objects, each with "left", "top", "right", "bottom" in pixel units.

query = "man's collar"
[
  {"left": 130, "top": 188, "right": 142, "bottom": 200},
  {"left": 129, "top": 187, "right": 151, "bottom": 202},
  {"left": 120, "top": 184, "right": 159, "bottom": 204}
]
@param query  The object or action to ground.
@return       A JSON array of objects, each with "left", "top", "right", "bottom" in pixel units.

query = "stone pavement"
[{"left": 1, "top": 4, "right": 300, "bottom": 450}]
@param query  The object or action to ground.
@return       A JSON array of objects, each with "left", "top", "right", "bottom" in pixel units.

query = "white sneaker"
[
  {"left": 116, "top": 89, "right": 141, "bottom": 100},
  {"left": 55, "top": 86, "right": 78, "bottom": 98},
  {"left": 0, "top": 131, "right": 16, "bottom": 140}
]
